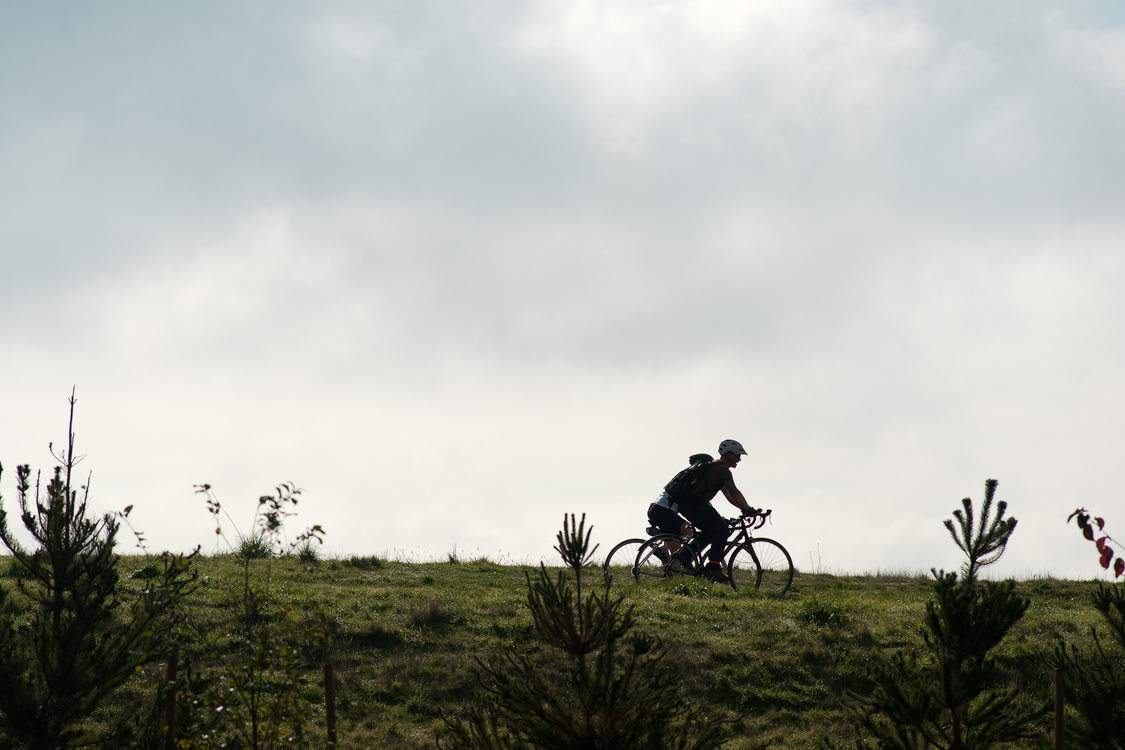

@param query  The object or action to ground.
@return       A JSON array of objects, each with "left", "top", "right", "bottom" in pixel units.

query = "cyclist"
[
  {"left": 647, "top": 452, "right": 710, "bottom": 537},
  {"left": 674, "top": 439, "right": 755, "bottom": 583},
  {"left": 646, "top": 453, "right": 709, "bottom": 569}
]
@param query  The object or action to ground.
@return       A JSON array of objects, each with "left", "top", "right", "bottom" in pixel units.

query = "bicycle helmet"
[{"left": 718, "top": 439, "right": 747, "bottom": 456}]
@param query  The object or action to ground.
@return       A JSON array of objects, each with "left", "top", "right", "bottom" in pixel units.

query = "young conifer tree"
[
  {"left": 0, "top": 392, "right": 197, "bottom": 749},
  {"left": 826, "top": 479, "right": 1046, "bottom": 749},
  {"left": 1051, "top": 584, "right": 1125, "bottom": 747},
  {"left": 943, "top": 479, "right": 1017, "bottom": 583},
  {"left": 439, "top": 513, "right": 724, "bottom": 750}
]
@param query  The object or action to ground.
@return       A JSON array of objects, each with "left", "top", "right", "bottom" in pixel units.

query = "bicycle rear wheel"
[
  {"left": 602, "top": 538, "right": 645, "bottom": 574},
  {"left": 633, "top": 535, "right": 698, "bottom": 581},
  {"left": 726, "top": 538, "right": 794, "bottom": 595}
]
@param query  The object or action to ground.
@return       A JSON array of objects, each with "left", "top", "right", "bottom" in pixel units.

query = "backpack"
[{"left": 663, "top": 453, "right": 713, "bottom": 504}]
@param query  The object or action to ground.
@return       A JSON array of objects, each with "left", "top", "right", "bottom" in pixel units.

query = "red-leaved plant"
[{"left": 1069, "top": 509, "right": 1125, "bottom": 578}]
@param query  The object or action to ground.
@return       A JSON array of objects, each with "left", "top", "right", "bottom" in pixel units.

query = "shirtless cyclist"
[{"left": 670, "top": 439, "right": 754, "bottom": 583}]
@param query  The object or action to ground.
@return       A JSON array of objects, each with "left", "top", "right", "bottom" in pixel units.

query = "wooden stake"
[
  {"left": 1055, "top": 667, "right": 1065, "bottom": 750},
  {"left": 325, "top": 661, "right": 338, "bottom": 747},
  {"left": 164, "top": 649, "right": 179, "bottom": 750}
]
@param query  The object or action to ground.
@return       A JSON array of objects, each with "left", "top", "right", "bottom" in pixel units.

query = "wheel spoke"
[
  {"left": 726, "top": 543, "right": 759, "bottom": 591},
  {"left": 602, "top": 539, "right": 645, "bottom": 573},
  {"left": 727, "top": 539, "right": 793, "bottom": 595},
  {"left": 634, "top": 535, "right": 695, "bottom": 580}
]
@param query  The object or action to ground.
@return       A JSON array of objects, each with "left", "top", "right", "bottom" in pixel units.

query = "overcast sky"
[{"left": 2, "top": 1, "right": 1123, "bottom": 580}]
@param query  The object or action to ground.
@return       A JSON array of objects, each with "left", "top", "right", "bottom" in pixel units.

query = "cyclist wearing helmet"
[
  {"left": 647, "top": 452, "right": 711, "bottom": 536},
  {"left": 646, "top": 453, "right": 710, "bottom": 566},
  {"left": 676, "top": 439, "right": 754, "bottom": 583}
]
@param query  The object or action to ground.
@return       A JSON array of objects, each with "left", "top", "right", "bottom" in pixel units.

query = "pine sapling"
[
  {"left": 0, "top": 391, "right": 198, "bottom": 749},
  {"left": 439, "top": 513, "right": 724, "bottom": 750},
  {"left": 827, "top": 479, "right": 1045, "bottom": 749},
  {"left": 944, "top": 479, "right": 1017, "bottom": 583}
]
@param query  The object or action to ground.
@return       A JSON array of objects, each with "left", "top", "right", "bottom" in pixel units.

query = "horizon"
[{"left": 3, "top": 2, "right": 1124, "bottom": 582}]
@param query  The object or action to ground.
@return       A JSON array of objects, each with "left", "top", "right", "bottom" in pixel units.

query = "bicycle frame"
[
  {"left": 722, "top": 511, "right": 772, "bottom": 554},
  {"left": 670, "top": 509, "right": 770, "bottom": 561},
  {"left": 633, "top": 509, "right": 793, "bottom": 595}
]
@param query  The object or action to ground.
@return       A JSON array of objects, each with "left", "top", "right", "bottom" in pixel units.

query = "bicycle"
[
  {"left": 602, "top": 518, "right": 695, "bottom": 573},
  {"left": 632, "top": 509, "right": 794, "bottom": 595},
  {"left": 602, "top": 536, "right": 649, "bottom": 572}
]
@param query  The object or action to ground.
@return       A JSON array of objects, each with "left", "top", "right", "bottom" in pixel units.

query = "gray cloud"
[{"left": 2, "top": 1, "right": 1123, "bottom": 578}]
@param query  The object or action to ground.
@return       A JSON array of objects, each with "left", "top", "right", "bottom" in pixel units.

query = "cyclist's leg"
[
  {"left": 648, "top": 503, "right": 686, "bottom": 555},
  {"left": 678, "top": 503, "right": 729, "bottom": 569},
  {"left": 634, "top": 535, "right": 699, "bottom": 580}
]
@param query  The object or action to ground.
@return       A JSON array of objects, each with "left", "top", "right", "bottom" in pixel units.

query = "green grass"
[
  {"left": 0, "top": 555, "right": 1110, "bottom": 748},
  {"left": 234, "top": 530, "right": 274, "bottom": 560}
]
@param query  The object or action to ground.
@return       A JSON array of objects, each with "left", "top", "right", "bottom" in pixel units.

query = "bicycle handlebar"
[
  {"left": 666, "top": 509, "right": 773, "bottom": 540},
  {"left": 730, "top": 509, "right": 771, "bottom": 531}
]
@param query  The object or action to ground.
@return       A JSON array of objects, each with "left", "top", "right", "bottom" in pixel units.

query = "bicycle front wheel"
[
  {"left": 633, "top": 535, "right": 698, "bottom": 581},
  {"left": 726, "top": 538, "right": 794, "bottom": 595},
  {"left": 603, "top": 538, "right": 645, "bottom": 574}
]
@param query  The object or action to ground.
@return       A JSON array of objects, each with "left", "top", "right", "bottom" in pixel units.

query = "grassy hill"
[{"left": 75, "top": 552, "right": 1100, "bottom": 749}]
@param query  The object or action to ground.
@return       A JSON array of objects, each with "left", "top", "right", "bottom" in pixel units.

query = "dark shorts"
[{"left": 647, "top": 503, "right": 685, "bottom": 536}]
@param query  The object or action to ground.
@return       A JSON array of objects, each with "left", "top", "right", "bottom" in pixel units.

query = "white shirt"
[{"left": 653, "top": 490, "right": 678, "bottom": 512}]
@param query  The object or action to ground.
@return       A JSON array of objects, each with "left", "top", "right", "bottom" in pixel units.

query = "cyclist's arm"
[{"left": 719, "top": 482, "right": 753, "bottom": 514}]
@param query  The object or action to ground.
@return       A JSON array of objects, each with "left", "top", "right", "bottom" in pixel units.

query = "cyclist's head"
[{"left": 718, "top": 439, "right": 747, "bottom": 457}]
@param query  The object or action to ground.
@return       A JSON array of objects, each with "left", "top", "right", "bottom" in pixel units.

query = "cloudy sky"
[{"left": 2, "top": 1, "right": 1123, "bottom": 580}]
